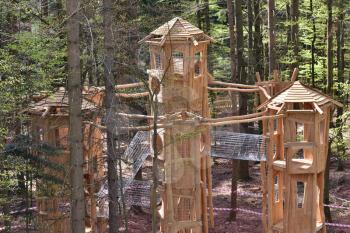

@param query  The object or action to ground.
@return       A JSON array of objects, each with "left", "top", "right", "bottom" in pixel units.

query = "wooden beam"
[
  {"left": 258, "top": 86, "right": 272, "bottom": 100},
  {"left": 291, "top": 68, "right": 299, "bottom": 82},
  {"left": 208, "top": 87, "right": 259, "bottom": 93},
  {"left": 203, "top": 110, "right": 267, "bottom": 123},
  {"left": 116, "top": 113, "right": 154, "bottom": 119},
  {"left": 313, "top": 103, "right": 324, "bottom": 115},
  {"left": 276, "top": 103, "right": 286, "bottom": 114},
  {"left": 255, "top": 72, "right": 262, "bottom": 83},
  {"left": 83, "top": 121, "right": 170, "bottom": 131},
  {"left": 209, "top": 80, "right": 259, "bottom": 89},
  {"left": 116, "top": 92, "right": 149, "bottom": 98},
  {"left": 203, "top": 114, "right": 284, "bottom": 127},
  {"left": 115, "top": 82, "right": 145, "bottom": 89}
]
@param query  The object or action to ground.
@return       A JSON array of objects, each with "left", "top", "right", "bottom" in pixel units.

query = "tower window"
[
  {"left": 274, "top": 175, "right": 279, "bottom": 202},
  {"left": 296, "top": 181, "right": 305, "bottom": 208},
  {"left": 296, "top": 122, "right": 304, "bottom": 141},
  {"left": 194, "top": 52, "right": 202, "bottom": 76},
  {"left": 155, "top": 53, "right": 161, "bottom": 69},
  {"left": 172, "top": 51, "right": 184, "bottom": 74}
]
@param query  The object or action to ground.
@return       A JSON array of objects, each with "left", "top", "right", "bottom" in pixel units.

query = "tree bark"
[
  {"left": 203, "top": 0, "right": 213, "bottom": 73},
  {"left": 335, "top": 1, "right": 345, "bottom": 171},
  {"left": 286, "top": 3, "right": 291, "bottom": 44},
  {"left": 196, "top": 0, "right": 202, "bottom": 29},
  {"left": 203, "top": 0, "right": 210, "bottom": 35},
  {"left": 67, "top": 0, "right": 85, "bottom": 231},
  {"left": 310, "top": 0, "right": 316, "bottom": 87},
  {"left": 42, "top": 0, "right": 49, "bottom": 17},
  {"left": 324, "top": 0, "right": 333, "bottom": 223},
  {"left": 268, "top": 0, "right": 277, "bottom": 77},
  {"left": 235, "top": 0, "right": 250, "bottom": 180},
  {"left": 247, "top": 0, "right": 254, "bottom": 83},
  {"left": 326, "top": 0, "right": 333, "bottom": 95},
  {"left": 226, "top": 0, "right": 238, "bottom": 221},
  {"left": 290, "top": 0, "right": 299, "bottom": 69},
  {"left": 227, "top": 0, "right": 236, "bottom": 82},
  {"left": 103, "top": 0, "right": 120, "bottom": 232},
  {"left": 253, "top": 0, "right": 263, "bottom": 77}
]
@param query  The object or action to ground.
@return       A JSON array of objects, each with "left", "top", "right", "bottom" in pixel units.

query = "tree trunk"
[
  {"left": 203, "top": 0, "right": 212, "bottom": 73},
  {"left": 286, "top": 3, "right": 291, "bottom": 44},
  {"left": 326, "top": 0, "right": 333, "bottom": 95},
  {"left": 67, "top": 0, "right": 85, "bottom": 231},
  {"left": 226, "top": 0, "right": 238, "bottom": 221},
  {"left": 227, "top": 0, "right": 236, "bottom": 83},
  {"left": 310, "top": 0, "right": 316, "bottom": 87},
  {"left": 230, "top": 160, "right": 238, "bottom": 221},
  {"left": 324, "top": 0, "right": 333, "bottom": 223},
  {"left": 290, "top": 0, "right": 299, "bottom": 69},
  {"left": 247, "top": 0, "right": 254, "bottom": 83},
  {"left": 268, "top": 0, "right": 277, "bottom": 77},
  {"left": 103, "top": 0, "right": 119, "bottom": 232},
  {"left": 42, "top": 0, "right": 49, "bottom": 17},
  {"left": 235, "top": 0, "right": 250, "bottom": 180},
  {"left": 335, "top": 1, "right": 345, "bottom": 171},
  {"left": 196, "top": 0, "right": 202, "bottom": 29},
  {"left": 203, "top": 0, "right": 210, "bottom": 36},
  {"left": 253, "top": 0, "right": 263, "bottom": 77}
]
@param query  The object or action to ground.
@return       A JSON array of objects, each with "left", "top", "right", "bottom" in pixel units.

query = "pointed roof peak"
[
  {"left": 140, "top": 17, "right": 214, "bottom": 45},
  {"left": 258, "top": 80, "right": 343, "bottom": 110}
]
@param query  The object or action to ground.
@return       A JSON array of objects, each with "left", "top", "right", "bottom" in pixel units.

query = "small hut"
[
  {"left": 28, "top": 87, "right": 104, "bottom": 233},
  {"left": 258, "top": 81, "right": 342, "bottom": 233}
]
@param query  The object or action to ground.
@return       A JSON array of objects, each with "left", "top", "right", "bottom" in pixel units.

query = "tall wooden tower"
[
  {"left": 141, "top": 17, "right": 214, "bottom": 233},
  {"left": 258, "top": 81, "right": 342, "bottom": 233}
]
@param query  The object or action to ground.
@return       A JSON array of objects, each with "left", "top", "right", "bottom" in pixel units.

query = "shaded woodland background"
[{"left": 0, "top": 0, "right": 349, "bottom": 232}]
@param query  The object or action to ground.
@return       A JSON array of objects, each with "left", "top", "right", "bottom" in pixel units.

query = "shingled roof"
[
  {"left": 28, "top": 87, "right": 96, "bottom": 116},
  {"left": 258, "top": 81, "right": 343, "bottom": 110},
  {"left": 140, "top": 17, "right": 214, "bottom": 45}
]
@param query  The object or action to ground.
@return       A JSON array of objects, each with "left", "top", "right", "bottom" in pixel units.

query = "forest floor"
[
  {"left": 3, "top": 158, "right": 349, "bottom": 233},
  {"left": 124, "top": 158, "right": 350, "bottom": 233}
]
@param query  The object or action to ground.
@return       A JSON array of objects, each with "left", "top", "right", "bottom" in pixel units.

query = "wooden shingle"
[
  {"left": 258, "top": 81, "right": 343, "bottom": 110},
  {"left": 29, "top": 87, "right": 96, "bottom": 116},
  {"left": 140, "top": 17, "right": 214, "bottom": 44}
]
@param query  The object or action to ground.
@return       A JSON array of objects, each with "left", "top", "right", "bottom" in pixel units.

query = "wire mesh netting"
[
  {"left": 97, "top": 179, "right": 153, "bottom": 218},
  {"left": 120, "top": 131, "right": 151, "bottom": 187},
  {"left": 97, "top": 130, "right": 267, "bottom": 217},
  {"left": 211, "top": 130, "right": 267, "bottom": 161},
  {"left": 97, "top": 131, "right": 152, "bottom": 216}
]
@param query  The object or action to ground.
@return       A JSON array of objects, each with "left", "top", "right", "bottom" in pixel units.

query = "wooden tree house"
[
  {"left": 258, "top": 81, "right": 342, "bottom": 233},
  {"left": 28, "top": 87, "right": 104, "bottom": 233},
  {"left": 24, "top": 16, "right": 344, "bottom": 233},
  {"left": 141, "top": 17, "right": 215, "bottom": 233}
]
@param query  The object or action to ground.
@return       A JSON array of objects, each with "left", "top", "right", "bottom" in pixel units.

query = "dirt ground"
[
  {"left": 124, "top": 158, "right": 350, "bottom": 233},
  {"left": 4, "top": 158, "right": 349, "bottom": 233}
]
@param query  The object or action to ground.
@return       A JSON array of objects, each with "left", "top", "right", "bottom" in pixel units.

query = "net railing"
[
  {"left": 211, "top": 130, "right": 267, "bottom": 161},
  {"left": 97, "top": 130, "right": 267, "bottom": 217}
]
